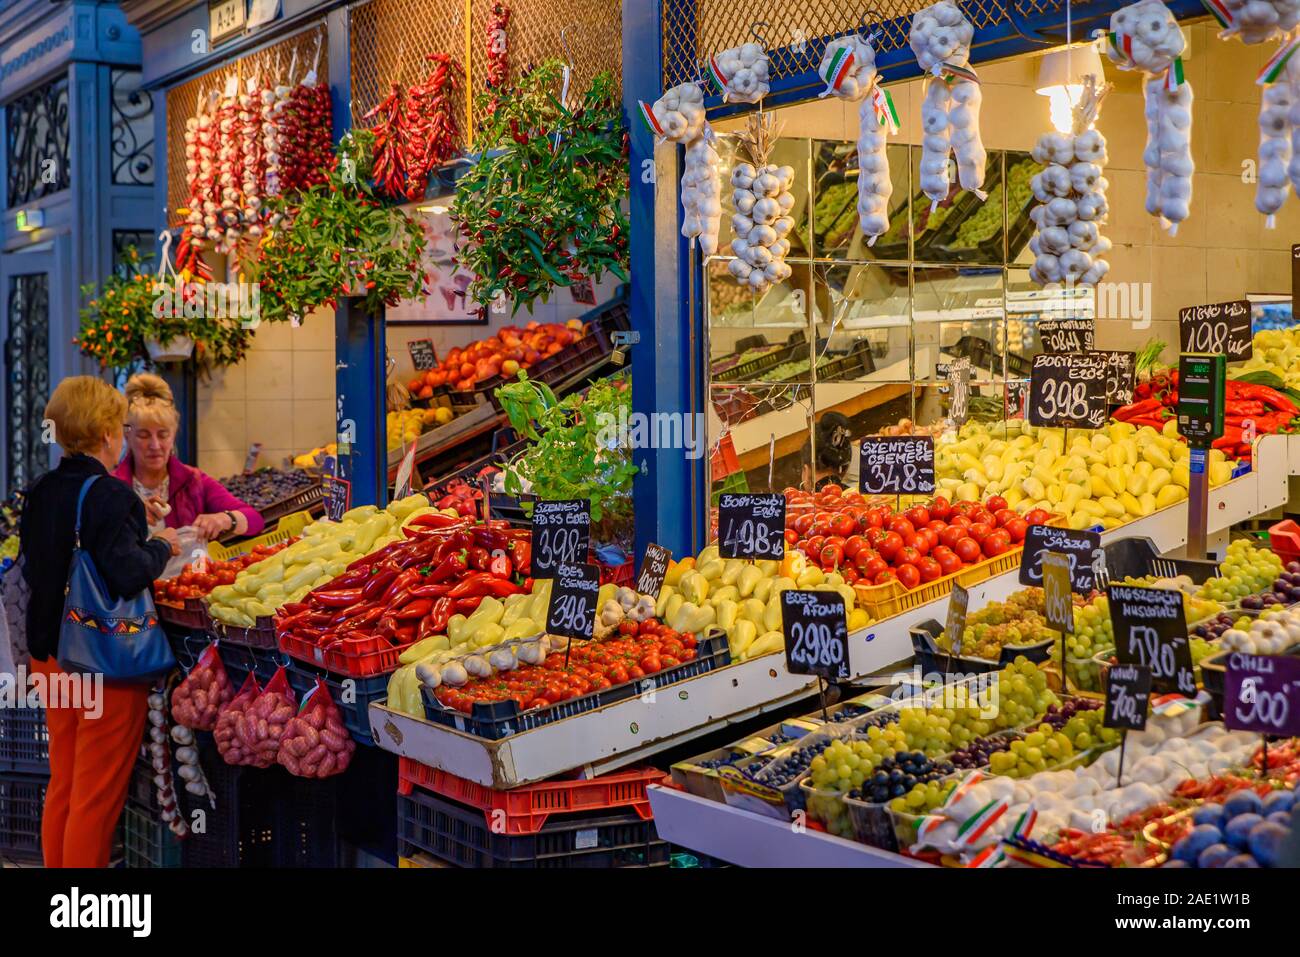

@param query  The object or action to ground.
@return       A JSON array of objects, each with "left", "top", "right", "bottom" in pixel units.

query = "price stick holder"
[
  {"left": 1176, "top": 353, "right": 1226, "bottom": 560},
  {"left": 781, "top": 589, "right": 850, "bottom": 720},
  {"left": 546, "top": 562, "right": 600, "bottom": 669},
  {"left": 635, "top": 543, "right": 672, "bottom": 599},
  {"left": 944, "top": 583, "right": 970, "bottom": 675},
  {"left": 1224, "top": 651, "right": 1300, "bottom": 774},
  {"left": 1103, "top": 663, "right": 1151, "bottom": 787},
  {"left": 1041, "top": 550, "right": 1074, "bottom": 683}
]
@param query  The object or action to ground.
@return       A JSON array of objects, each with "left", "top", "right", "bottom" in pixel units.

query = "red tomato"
[
  {"left": 954, "top": 537, "right": 982, "bottom": 563},
  {"left": 793, "top": 514, "right": 815, "bottom": 536},
  {"left": 895, "top": 563, "right": 921, "bottom": 589},
  {"left": 866, "top": 506, "right": 890, "bottom": 528},
  {"left": 925, "top": 520, "right": 948, "bottom": 534},
  {"left": 844, "top": 535, "right": 867, "bottom": 560},
  {"left": 805, "top": 535, "right": 826, "bottom": 558},
  {"left": 897, "top": 545, "right": 922, "bottom": 566},
  {"left": 888, "top": 517, "right": 916, "bottom": 538},
  {"left": 1025, "top": 508, "right": 1053, "bottom": 526},
  {"left": 863, "top": 556, "right": 889, "bottom": 579},
  {"left": 982, "top": 529, "right": 1012, "bottom": 557},
  {"left": 831, "top": 514, "right": 857, "bottom": 538},
  {"left": 821, "top": 544, "right": 845, "bottom": 570},
  {"left": 904, "top": 506, "right": 930, "bottom": 529},
  {"left": 843, "top": 491, "right": 865, "bottom": 506},
  {"left": 877, "top": 531, "right": 903, "bottom": 561},
  {"left": 784, "top": 528, "right": 799, "bottom": 546},
  {"left": 821, "top": 483, "right": 843, "bottom": 498},
  {"left": 866, "top": 527, "right": 888, "bottom": 547},
  {"left": 968, "top": 522, "right": 993, "bottom": 543},
  {"left": 934, "top": 548, "right": 962, "bottom": 575},
  {"left": 910, "top": 535, "right": 931, "bottom": 557},
  {"left": 985, "top": 495, "right": 1008, "bottom": 513},
  {"left": 915, "top": 528, "right": 938, "bottom": 553},
  {"left": 1005, "top": 517, "right": 1029, "bottom": 543},
  {"left": 994, "top": 508, "right": 1018, "bottom": 527},
  {"left": 825, "top": 535, "right": 846, "bottom": 549},
  {"left": 873, "top": 569, "right": 896, "bottom": 585},
  {"left": 842, "top": 566, "right": 860, "bottom": 584},
  {"left": 969, "top": 508, "right": 995, "bottom": 527},
  {"left": 607, "top": 665, "right": 629, "bottom": 684},
  {"left": 949, "top": 514, "right": 972, "bottom": 530},
  {"left": 628, "top": 665, "right": 645, "bottom": 680},
  {"left": 950, "top": 500, "right": 973, "bottom": 514},
  {"left": 938, "top": 525, "right": 965, "bottom": 549},
  {"left": 928, "top": 496, "right": 952, "bottom": 521},
  {"left": 916, "top": 556, "right": 942, "bottom": 582},
  {"left": 640, "top": 655, "right": 662, "bottom": 674}
]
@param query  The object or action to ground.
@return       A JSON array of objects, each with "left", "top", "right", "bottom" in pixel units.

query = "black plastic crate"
[
  {"left": 948, "top": 335, "right": 1031, "bottom": 379},
  {"left": 0, "top": 706, "right": 49, "bottom": 775},
  {"left": 283, "top": 661, "right": 388, "bottom": 747},
  {"left": 909, "top": 619, "right": 1053, "bottom": 677},
  {"left": 713, "top": 339, "right": 804, "bottom": 383},
  {"left": 0, "top": 773, "right": 46, "bottom": 862},
  {"left": 257, "top": 481, "right": 325, "bottom": 526},
  {"left": 1100, "top": 536, "right": 1221, "bottom": 586},
  {"left": 398, "top": 785, "right": 669, "bottom": 868},
  {"left": 121, "top": 800, "right": 182, "bottom": 868},
  {"left": 819, "top": 340, "right": 878, "bottom": 382},
  {"left": 421, "top": 631, "right": 730, "bottom": 741},
  {"left": 128, "top": 755, "right": 161, "bottom": 812}
]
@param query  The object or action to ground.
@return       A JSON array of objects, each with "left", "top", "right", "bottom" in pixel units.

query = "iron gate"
[{"left": 6, "top": 274, "right": 51, "bottom": 494}]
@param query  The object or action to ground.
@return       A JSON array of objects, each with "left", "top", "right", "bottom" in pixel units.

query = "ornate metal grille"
[
  {"left": 113, "top": 229, "right": 154, "bottom": 275},
  {"left": 164, "top": 26, "right": 329, "bottom": 219},
  {"left": 6, "top": 273, "right": 51, "bottom": 494},
  {"left": 111, "top": 69, "right": 156, "bottom": 186},
  {"left": 349, "top": 0, "right": 622, "bottom": 150},
  {"left": 5, "top": 73, "right": 70, "bottom": 208}
]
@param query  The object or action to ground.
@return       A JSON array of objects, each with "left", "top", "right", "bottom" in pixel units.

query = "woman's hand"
[
  {"left": 153, "top": 527, "right": 181, "bottom": 556},
  {"left": 144, "top": 496, "right": 171, "bottom": 526},
  {"left": 193, "top": 512, "right": 234, "bottom": 541}
]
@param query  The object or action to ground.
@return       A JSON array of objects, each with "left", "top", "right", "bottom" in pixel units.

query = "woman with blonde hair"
[
  {"left": 19, "top": 375, "right": 179, "bottom": 867},
  {"left": 114, "top": 372, "right": 264, "bottom": 540}
]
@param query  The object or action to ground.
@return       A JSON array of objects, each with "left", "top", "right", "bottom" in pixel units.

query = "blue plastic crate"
[
  {"left": 0, "top": 706, "right": 49, "bottom": 775},
  {"left": 121, "top": 801, "right": 182, "bottom": 868},
  {"left": 282, "top": 660, "right": 387, "bottom": 747}
]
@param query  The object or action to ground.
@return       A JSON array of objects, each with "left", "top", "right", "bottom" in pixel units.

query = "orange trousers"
[{"left": 29, "top": 656, "right": 148, "bottom": 868}]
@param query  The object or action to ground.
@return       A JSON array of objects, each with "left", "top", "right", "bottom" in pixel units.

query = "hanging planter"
[{"left": 145, "top": 336, "right": 195, "bottom": 363}]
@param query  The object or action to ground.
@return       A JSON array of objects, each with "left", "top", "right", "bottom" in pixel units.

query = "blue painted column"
[
  {"left": 335, "top": 297, "right": 388, "bottom": 509},
  {"left": 624, "top": 0, "right": 706, "bottom": 561}
]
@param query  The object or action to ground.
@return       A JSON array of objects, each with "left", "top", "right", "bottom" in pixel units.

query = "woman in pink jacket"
[{"left": 113, "top": 373, "right": 265, "bottom": 541}]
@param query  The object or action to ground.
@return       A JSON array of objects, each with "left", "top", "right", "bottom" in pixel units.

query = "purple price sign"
[{"left": 1224, "top": 652, "right": 1300, "bottom": 737}]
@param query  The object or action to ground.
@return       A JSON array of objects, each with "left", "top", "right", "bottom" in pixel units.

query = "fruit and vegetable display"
[
  {"left": 936, "top": 587, "right": 1056, "bottom": 659},
  {"left": 154, "top": 542, "right": 291, "bottom": 604},
  {"left": 205, "top": 495, "right": 438, "bottom": 627},
  {"left": 1112, "top": 371, "right": 1298, "bottom": 463},
  {"left": 386, "top": 408, "right": 446, "bottom": 452},
  {"left": 784, "top": 487, "right": 1044, "bottom": 591},
  {"left": 936, "top": 419, "right": 1236, "bottom": 529},
  {"left": 1166, "top": 785, "right": 1298, "bottom": 868},
  {"left": 1232, "top": 326, "right": 1300, "bottom": 393},
  {"left": 1194, "top": 539, "right": 1286, "bottom": 604},
  {"left": 985, "top": 711, "right": 1118, "bottom": 778},
  {"left": 276, "top": 513, "right": 531, "bottom": 669},
  {"left": 405, "top": 320, "right": 587, "bottom": 398},
  {"left": 661, "top": 545, "right": 868, "bottom": 662},
  {"left": 218, "top": 468, "right": 318, "bottom": 511}
]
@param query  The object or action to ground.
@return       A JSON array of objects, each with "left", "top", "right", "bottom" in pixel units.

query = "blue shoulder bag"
[{"left": 57, "top": 476, "right": 175, "bottom": 680}]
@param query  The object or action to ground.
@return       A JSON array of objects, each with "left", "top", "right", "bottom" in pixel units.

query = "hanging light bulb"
[{"left": 1036, "top": 42, "right": 1106, "bottom": 133}]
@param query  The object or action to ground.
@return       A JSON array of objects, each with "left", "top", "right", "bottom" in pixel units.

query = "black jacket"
[{"left": 19, "top": 453, "right": 172, "bottom": 661}]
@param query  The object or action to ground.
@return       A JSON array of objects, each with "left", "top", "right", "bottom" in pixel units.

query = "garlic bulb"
[
  {"left": 711, "top": 42, "right": 770, "bottom": 104},
  {"left": 909, "top": 0, "right": 984, "bottom": 202}
]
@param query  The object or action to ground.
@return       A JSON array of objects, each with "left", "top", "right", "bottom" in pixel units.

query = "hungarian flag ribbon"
[
  {"left": 819, "top": 45, "right": 856, "bottom": 94},
  {"left": 1163, "top": 56, "right": 1187, "bottom": 91},
  {"left": 937, "top": 61, "right": 979, "bottom": 85},
  {"left": 1200, "top": 0, "right": 1233, "bottom": 29},
  {"left": 636, "top": 100, "right": 664, "bottom": 138},
  {"left": 707, "top": 55, "right": 728, "bottom": 94},
  {"left": 871, "top": 86, "right": 900, "bottom": 134},
  {"left": 1259, "top": 36, "right": 1300, "bottom": 85}
]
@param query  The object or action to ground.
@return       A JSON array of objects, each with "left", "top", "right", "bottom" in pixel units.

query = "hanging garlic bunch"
[
  {"left": 1029, "top": 74, "right": 1113, "bottom": 287},
  {"left": 819, "top": 33, "right": 898, "bottom": 245},
  {"left": 1212, "top": 0, "right": 1300, "bottom": 44},
  {"left": 710, "top": 41, "right": 770, "bottom": 103},
  {"left": 728, "top": 112, "right": 795, "bottom": 292},
  {"left": 640, "top": 82, "right": 718, "bottom": 255},
  {"left": 909, "top": 0, "right": 985, "bottom": 205},
  {"left": 147, "top": 691, "right": 190, "bottom": 840},
  {"left": 1285, "top": 46, "right": 1300, "bottom": 208},
  {"left": 1258, "top": 57, "right": 1293, "bottom": 226},
  {"left": 1103, "top": 0, "right": 1193, "bottom": 234}
]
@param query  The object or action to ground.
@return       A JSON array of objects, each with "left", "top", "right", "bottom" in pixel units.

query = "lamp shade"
[{"left": 1035, "top": 42, "right": 1106, "bottom": 94}]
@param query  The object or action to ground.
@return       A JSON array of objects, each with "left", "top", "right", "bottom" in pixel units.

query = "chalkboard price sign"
[
  {"left": 1028, "top": 353, "right": 1107, "bottom": 429},
  {"left": 718, "top": 494, "right": 786, "bottom": 560},
  {"left": 782, "top": 590, "right": 850, "bottom": 682},
  {"left": 531, "top": 499, "right": 591, "bottom": 577},
  {"left": 1107, "top": 584, "right": 1196, "bottom": 696},
  {"left": 1178, "top": 300, "right": 1252, "bottom": 362},
  {"left": 858, "top": 435, "right": 936, "bottom": 496},
  {"left": 545, "top": 562, "right": 601, "bottom": 641},
  {"left": 1038, "top": 317, "right": 1095, "bottom": 354},
  {"left": 948, "top": 358, "right": 971, "bottom": 425},
  {"left": 1087, "top": 350, "right": 1136, "bottom": 406},
  {"left": 324, "top": 474, "right": 351, "bottom": 522},
  {"left": 946, "top": 584, "right": 970, "bottom": 658},
  {"left": 1224, "top": 652, "right": 1300, "bottom": 737},
  {"left": 635, "top": 543, "right": 673, "bottom": 599},
  {"left": 407, "top": 338, "right": 438, "bottom": 371},
  {"left": 1104, "top": 663, "right": 1152, "bottom": 732},
  {"left": 1019, "top": 525, "right": 1103, "bottom": 592}
]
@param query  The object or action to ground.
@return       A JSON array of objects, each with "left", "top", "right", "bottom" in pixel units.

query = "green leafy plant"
[
  {"left": 498, "top": 372, "right": 636, "bottom": 525},
  {"left": 451, "top": 61, "right": 629, "bottom": 315},
  {"left": 250, "top": 129, "right": 428, "bottom": 324}
]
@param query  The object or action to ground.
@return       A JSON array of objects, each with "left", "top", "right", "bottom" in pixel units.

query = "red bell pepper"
[
  {"left": 490, "top": 553, "right": 513, "bottom": 578},
  {"left": 429, "top": 596, "right": 454, "bottom": 632},
  {"left": 382, "top": 567, "right": 422, "bottom": 603},
  {"left": 408, "top": 581, "right": 453, "bottom": 598},
  {"left": 425, "top": 550, "right": 467, "bottom": 583},
  {"left": 393, "top": 598, "right": 433, "bottom": 620},
  {"left": 406, "top": 512, "right": 463, "bottom": 529},
  {"left": 468, "top": 545, "right": 491, "bottom": 571}
]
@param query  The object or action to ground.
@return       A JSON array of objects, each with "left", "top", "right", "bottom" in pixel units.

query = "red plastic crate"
[
  {"left": 1269, "top": 519, "right": 1300, "bottom": 565},
  {"left": 397, "top": 758, "right": 666, "bottom": 834},
  {"left": 278, "top": 630, "right": 412, "bottom": 677},
  {"left": 598, "top": 559, "right": 634, "bottom": 587}
]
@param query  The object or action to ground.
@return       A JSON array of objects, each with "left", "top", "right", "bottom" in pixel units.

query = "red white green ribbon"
[
  {"left": 1200, "top": 0, "right": 1233, "bottom": 29},
  {"left": 872, "top": 86, "right": 900, "bottom": 134},
  {"left": 954, "top": 796, "right": 1010, "bottom": 847},
  {"left": 707, "top": 55, "right": 728, "bottom": 94},
  {"left": 1259, "top": 37, "right": 1300, "bottom": 85},
  {"left": 916, "top": 813, "right": 948, "bottom": 845},
  {"left": 939, "top": 62, "right": 979, "bottom": 85},
  {"left": 1163, "top": 56, "right": 1187, "bottom": 91},
  {"left": 820, "top": 45, "right": 856, "bottom": 94},
  {"left": 637, "top": 100, "right": 665, "bottom": 138},
  {"left": 1105, "top": 31, "right": 1137, "bottom": 67},
  {"left": 1008, "top": 806, "right": 1038, "bottom": 839},
  {"left": 967, "top": 844, "right": 1006, "bottom": 868}
]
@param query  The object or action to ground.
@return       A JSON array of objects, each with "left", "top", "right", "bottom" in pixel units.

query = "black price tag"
[
  {"left": 858, "top": 436, "right": 936, "bottom": 496},
  {"left": 1224, "top": 652, "right": 1300, "bottom": 737},
  {"left": 1028, "top": 353, "right": 1107, "bottom": 429},
  {"left": 1087, "top": 350, "right": 1136, "bottom": 406},
  {"left": 1041, "top": 551, "right": 1075, "bottom": 634},
  {"left": 781, "top": 590, "right": 850, "bottom": 682},
  {"left": 1107, "top": 584, "right": 1196, "bottom": 696},
  {"left": 531, "top": 499, "right": 591, "bottom": 578},
  {"left": 718, "top": 493, "right": 786, "bottom": 560},
  {"left": 1104, "top": 663, "right": 1152, "bottom": 732},
  {"left": 1178, "top": 300, "right": 1252, "bottom": 362},
  {"left": 1019, "top": 525, "right": 1103, "bottom": 592},
  {"left": 324, "top": 474, "right": 351, "bottom": 522},
  {"left": 948, "top": 358, "right": 971, "bottom": 425},
  {"left": 1038, "top": 317, "right": 1095, "bottom": 354},
  {"left": 545, "top": 562, "right": 600, "bottom": 641},
  {"left": 946, "top": 584, "right": 969, "bottom": 658},
  {"left": 407, "top": 338, "right": 438, "bottom": 371},
  {"left": 635, "top": 543, "right": 673, "bottom": 599}
]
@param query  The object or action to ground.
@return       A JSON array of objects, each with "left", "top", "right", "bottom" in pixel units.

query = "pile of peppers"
[
  {"left": 1113, "top": 371, "right": 1299, "bottom": 462},
  {"left": 274, "top": 512, "right": 532, "bottom": 664}
]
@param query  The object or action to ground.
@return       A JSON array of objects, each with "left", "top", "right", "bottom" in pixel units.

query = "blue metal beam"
[{"left": 335, "top": 297, "right": 388, "bottom": 510}]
